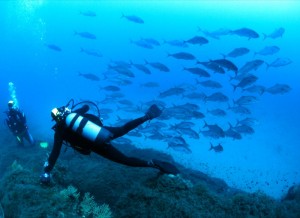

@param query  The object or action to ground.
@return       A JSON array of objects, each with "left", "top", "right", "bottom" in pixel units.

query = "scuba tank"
[{"left": 65, "top": 113, "right": 113, "bottom": 144}]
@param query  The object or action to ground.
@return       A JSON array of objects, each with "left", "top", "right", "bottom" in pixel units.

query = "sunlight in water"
[
  {"left": 20, "top": 0, "right": 44, "bottom": 13},
  {"left": 14, "top": 0, "right": 46, "bottom": 41}
]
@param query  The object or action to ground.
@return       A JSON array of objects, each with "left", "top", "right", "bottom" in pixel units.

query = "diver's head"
[
  {"left": 51, "top": 106, "right": 71, "bottom": 123},
  {"left": 8, "top": 100, "right": 14, "bottom": 109}
]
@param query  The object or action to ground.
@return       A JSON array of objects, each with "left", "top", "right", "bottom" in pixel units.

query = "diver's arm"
[{"left": 44, "top": 131, "right": 63, "bottom": 173}]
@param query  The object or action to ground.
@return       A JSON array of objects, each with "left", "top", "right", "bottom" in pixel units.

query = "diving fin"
[
  {"left": 151, "top": 159, "right": 180, "bottom": 175},
  {"left": 145, "top": 104, "right": 162, "bottom": 120}
]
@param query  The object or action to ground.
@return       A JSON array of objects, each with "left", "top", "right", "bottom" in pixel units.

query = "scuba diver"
[
  {"left": 40, "top": 99, "right": 179, "bottom": 184},
  {"left": 5, "top": 100, "right": 35, "bottom": 146}
]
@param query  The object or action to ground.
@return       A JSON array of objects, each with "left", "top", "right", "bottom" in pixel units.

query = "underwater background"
[{"left": 0, "top": 0, "right": 300, "bottom": 217}]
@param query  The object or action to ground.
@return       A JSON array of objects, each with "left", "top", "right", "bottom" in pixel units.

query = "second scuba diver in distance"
[
  {"left": 5, "top": 100, "right": 35, "bottom": 146},
  {"left": 40, "top": 99, "right": 179, "bottom": 184}
]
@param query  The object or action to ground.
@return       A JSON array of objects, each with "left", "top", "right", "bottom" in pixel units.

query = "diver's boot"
[
  {"left": 144, "top": 104, "right": 162, "bottom": 121},
  {"left": 148, "top": 159, "right": 180, "bottom": 175}
]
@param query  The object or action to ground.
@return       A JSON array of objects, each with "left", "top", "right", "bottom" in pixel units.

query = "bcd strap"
[
  {"left": 76, "top": 117, "right": 88, "bottom": 135},
  {"left": 68, "top": 113, "right": 80, "bottom": 129}
]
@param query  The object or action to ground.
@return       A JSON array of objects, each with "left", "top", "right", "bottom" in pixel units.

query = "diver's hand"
[{"left": 40, "top": 172, "right": 51, "bottom": 184}]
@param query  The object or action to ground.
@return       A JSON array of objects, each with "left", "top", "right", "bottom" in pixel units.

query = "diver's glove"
[
  {"left": 145, "top": 104, "right": 162, "bottom": 120},
  {"left": 40, "top": 172, "right": 51, "bottom": 184}
]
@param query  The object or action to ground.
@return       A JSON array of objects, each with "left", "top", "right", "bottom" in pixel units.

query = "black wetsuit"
[
  {"left": 44, "top": 105, "right": 150, "bottom": 173},
  {"left": 5, "top": 108, "right": 34, "bottom": 146}
]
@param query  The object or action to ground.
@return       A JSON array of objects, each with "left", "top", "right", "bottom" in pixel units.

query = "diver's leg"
[
  {"left": 92, "top": 143, "right": 150, "bottom": 167},
  {"left": 24, "top": 130, "right": 35, "bottom": 146},
  {"left": 105, "top": 116, "right": 147, "bottom": 139},
  {"left": 92, "top": 143, "right": 179, "bottom": 174},
  {"left": 105, "top": 104, "right": 163, "bottom": 139}
]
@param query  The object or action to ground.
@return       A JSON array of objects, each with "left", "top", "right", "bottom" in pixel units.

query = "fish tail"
[
  {"left": 209, "top": 143, "right": 214, "bottom": 151},
  {"left": 120, "top": 13, "right": 125, "bottom": 19},
  {"left": 144, "top": 59, "right": 149, "bottom": 65},
  {"left": 265, "top": 62, "right": 270, "bottom": 71},
  {"left": 203, "top": 120, "right": 208, "bottom": 128},
  {"left": 220, "top": 53, "right": 226, "bottom": 59},
  {"left": 262, "top": 33, "right": 267, "bottom": 40},
  {"left": 231, "top": 84, "right": 237, "bottom": 91}
]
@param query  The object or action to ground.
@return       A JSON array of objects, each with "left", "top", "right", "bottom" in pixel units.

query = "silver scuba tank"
[{"left": 65, "top": 113, "right": 112, "bottom": 143}]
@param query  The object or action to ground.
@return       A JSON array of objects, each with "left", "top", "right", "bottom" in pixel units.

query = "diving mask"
[{"left": 51, "top": 106, "right": 71, "bottom": 122}]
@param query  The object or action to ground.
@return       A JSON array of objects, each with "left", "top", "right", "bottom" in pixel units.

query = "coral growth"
[
  {"left": 0, "top": 160, "right": 112, "bottom": 218},
  {"left": 80, "top": 192, "right": 112, "bottom": 218}
]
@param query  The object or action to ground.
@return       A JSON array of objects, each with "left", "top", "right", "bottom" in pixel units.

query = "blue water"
[{"left": 0, "top": 0, "right": 299, "bottom": 199}]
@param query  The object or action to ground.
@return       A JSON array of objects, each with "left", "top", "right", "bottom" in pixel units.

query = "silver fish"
[
  {"left": 184, "top": 67, "right": 210, "bottom": 77},
  {"left": 263, "top": 27, "right": 285, "bottom": 40},
  {"left": 223, "top": 47, "right": 250, "bottom": 58},
  {"left": 205, "top": 92, "right": 229, "bottom": 102},
  {"left": 231, "top": 124, "right": 255, "bottom": 135},
  {"left": 210, "top": 59, "right": 238, "bottom": 74},
  {"left": 265, "top": 84, "right": 291, "bottom": 95},
  {"left": 80, "top": 10, "right": 96, "bottom": 17},
  {"left": 234, "top": 96, "right": 258, "bottom": 105},
  {"left": 74, "top": 31, "right": 96, "bottom": 39},
  {"left": 225, "top": 128, "right": 242, "bottom": 140},
  {"left": 238, "top": 59, "right": 264, "bottom": 74},
  {"left": 236, "top": 117, "right": 259, "bottom": 127},
  {"left": 169, "top": 52, "right": 196, "bottom": 60},
  {"left": 242, "top": 85, "right": 266, "bottom": 95},
  {"left": 232, "top": 74, "right": 258, "bottom": 91},
  {"left": 254, "top": 46, "right": 280, "bottom": 56},
  {"left": 121, "top": 14, "right": 144, "bottom": 24},
  {"left": 228, "top": 104, "right": 251, "bottom": 115},
  {"left": 80, "top": 48, "right": 102, "bottom": 58},
  {"left": 196, "top": 79, "right": 222, "bottom": 89},
  {"left": 131, "top": 39, "right": 153, "bottom": 49},
  {"left": 207, "top": 108, "right": 226, "bottom": 117},
  {"left": 78, "top": 72, "right": 100, "bottom": 81},
  {"left": 131, "top": 62, "right": 151, "bottom": 74},
  {"left": 145, "top": 60, "right": 170, "bottom": 72},
  {"left": 185, "top": 36, "right": 209, "bottom": 45},
  {"left": 266, "top": 58, "right": 292, "bottom": 69},
  {"left": 163, "top": 39, "right": 188, "bottom": 48},
  {"left": 197, "top": 61, "right": 226, "bottom": 74},
  {"left": 159, "top": 87, "right": 185, "bottom": 98},
  {"left": 209, "top": 143, "right": 224, "bottom": 152},
  {"left": 230, "top": 28, "right": 259, "bottom": 39}
]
